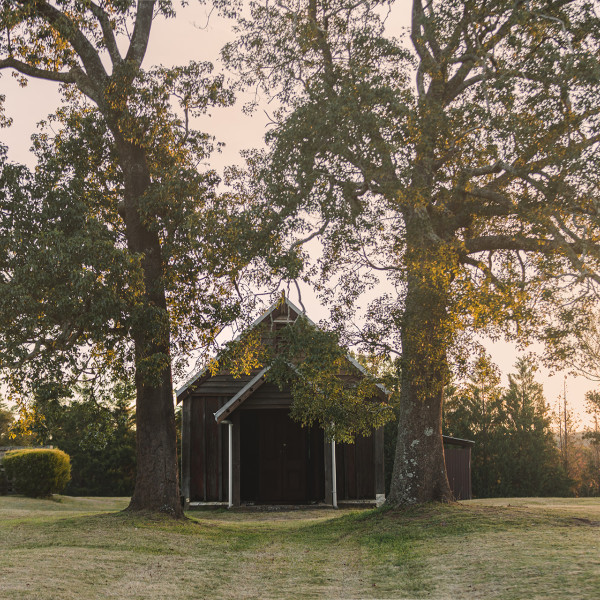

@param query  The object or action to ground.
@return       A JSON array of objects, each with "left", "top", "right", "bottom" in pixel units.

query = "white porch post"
[
  {"left": 222, "top": 420, "right": 233, "bottom": 508},
  {"left": 331, "top": 438, "right": 338, "bottom": 509}
]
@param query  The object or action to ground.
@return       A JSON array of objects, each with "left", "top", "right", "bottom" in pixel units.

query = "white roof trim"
[
  {"left": 213, "top": 366, "right": 270, "bottom": 422},
  {"left": 175, "top": 365, "right": 209, "bottom": 398},
  {"left": 345, "top": 354, "right": 392, "bottom": 397}
]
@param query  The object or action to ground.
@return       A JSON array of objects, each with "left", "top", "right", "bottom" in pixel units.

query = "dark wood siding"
[
  {"left": 444, "top": 447, "right": 472, "bottom": 500},
  {"left": 186, "top": 398, "right": 381, "bottom": 504},
  {"left": 239, "top": 409, "right": 324, "bottom": 503},
  {"left": 189, "top": 396, "right": 230, "bottom": 502},
  {"left": 190, "top": 374, "right": 254, "bottom": 397},
  {"left": 241, "top": 382, "right": 293, "bottom": 410},
  {"left": 239, "top": 381, "right": 292, "bottom": 410},
  {"left": 335, "top": 434, "right": 376, "bottom": 500},
  {"left": 189, "top": 398, "right": 205, "bottom": 501},
  {"left": 204, "top": 397, "right": 220, "bottom": 500}
]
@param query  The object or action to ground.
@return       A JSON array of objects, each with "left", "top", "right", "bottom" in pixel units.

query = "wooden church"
[{"left": 176, "top": 297, "right": 387, "bottom": 508}]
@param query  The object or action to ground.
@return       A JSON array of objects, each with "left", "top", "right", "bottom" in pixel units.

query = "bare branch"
[
  {"left": 462, "top": 255, "right": 506, "bottom": 290},
  {"left": 0, "top": 56, "right": 76, "bottom": 84},
  {"left": 293, "top": 279, "right": 307, "bottom": 313},
  {"left": 289, "top": 218, "right": 331, "bottom": 251}
]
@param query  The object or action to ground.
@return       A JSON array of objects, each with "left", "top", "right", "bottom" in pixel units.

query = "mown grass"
[{"left": 0, "top": 496, "right": 598, "bottom": 599}]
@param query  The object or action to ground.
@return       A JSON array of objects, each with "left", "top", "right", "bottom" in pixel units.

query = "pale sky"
[{"left": 0, "top": 2, "right": 597, "bottom": 427}]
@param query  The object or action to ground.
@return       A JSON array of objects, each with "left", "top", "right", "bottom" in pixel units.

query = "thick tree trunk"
[
  {"left": 115, "top": 139, "right": 183, "bottom": 517},
  {"left": 129, "top": 360, "right": 181, "bottom": 516},
  {"left": 388, "top": 383, "right": 451, "bottom": 504},
  {"left": 387, "top": 221, "right": 454, "bottom": 505}
]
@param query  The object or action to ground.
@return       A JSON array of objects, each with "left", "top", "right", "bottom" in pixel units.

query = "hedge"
[{"left": 2, "top": 449, "right": 71, "bottom": 497}]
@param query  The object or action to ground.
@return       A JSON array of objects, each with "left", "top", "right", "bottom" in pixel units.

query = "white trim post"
[
  {"left": 331, "top": 438, "right": 338, "bottom": 509},
  {"left": 222, "top": 420, "right": 233, "bottom": 508}
]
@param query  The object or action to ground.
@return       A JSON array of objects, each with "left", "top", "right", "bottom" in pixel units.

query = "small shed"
[
  {"left": 443, "top": 436, "right": 474, "bottom": 500},
  {"left": 176, "top": 298, "right": 386, "bottom": 508}
]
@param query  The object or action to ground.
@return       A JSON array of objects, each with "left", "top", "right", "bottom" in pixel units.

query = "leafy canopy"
[
  {"left": 0, "top": 4, "right": 258, "bottom": 394},
  {"left": 225, "top": 0, "right": 600, "bottom": 368}
]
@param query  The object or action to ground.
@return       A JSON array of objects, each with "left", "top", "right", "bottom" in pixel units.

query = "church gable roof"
[{"left": 175, "top": 296, "right": 390, "bottom": 406}]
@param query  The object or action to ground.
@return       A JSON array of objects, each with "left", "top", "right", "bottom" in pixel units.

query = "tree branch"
[
  {"left": 461, "top": 254, "right": 506, "bottom": 290},
  {"left": 0, "top": 56, "right": 76, "bottom": 84},
  {"left": 89, "top": 1, "right": 123, "bottom": 68},
  {"left": 125, "top": 0, "right": 156, "bottom": 68},
  {"left": 463, "top": 234, "right": 580, "bottom": 255},
  {"left": 289, "top": 217, "right": 331, "bottom": 251},
  {"left": 17, "top": 0, "right": 109, "bottom": 83},
  {"left": 307, "top": 0, "right": 335, "bottom": 86},
  {"left": 411, "top": 0, "right": 434, "bottom": 65}
]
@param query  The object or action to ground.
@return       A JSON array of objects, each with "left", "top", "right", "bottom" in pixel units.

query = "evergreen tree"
[
  {"left": 445, "top": 356, "right": 571, "bottom": 497},
  {"left": 499, "top": 359, "right": 570, "bottom": 496},
  {"left": 579, "top": 391, "right": 600, "bottom": 496},
  {"left": 25, "top": 380, "right": 137, "bottom": 497},
  {"left": 0, "top": 400, "right": 13, "bottom": 446}
]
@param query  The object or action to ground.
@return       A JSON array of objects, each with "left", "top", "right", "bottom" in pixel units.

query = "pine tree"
[
  {"left": 499, "top": 359, "right": 570, "bottom": 496},
  {"left": 445, "top": 356, "right": 571, "bottom": 497}
]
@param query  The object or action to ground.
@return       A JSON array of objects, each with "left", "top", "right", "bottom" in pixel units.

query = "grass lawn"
[{"left": 0, "top": 495, "right": 598, "bottom": 599}]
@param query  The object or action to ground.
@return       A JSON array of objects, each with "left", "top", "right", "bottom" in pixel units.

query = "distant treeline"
[
  {"left": 442, "top": 355, "right": 600, "bottom": 498},
  {"left": 3, "top": 355, "right": 599, "bottom": 499}
]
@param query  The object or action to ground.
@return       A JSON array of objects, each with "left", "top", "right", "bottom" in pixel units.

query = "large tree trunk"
[
  {"left": 129, "top": 360, "right": 181, "bottom": 516},
  {"left": 116, "top": 139, "right": 183, "bottom": 516},
  {"left": 387, "top": 218, "right": 454, "bottom": 505}
]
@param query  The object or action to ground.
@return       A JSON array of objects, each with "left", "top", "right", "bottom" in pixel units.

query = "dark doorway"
[{"left": 240, "top": 409, "right": 324, "bottom": 503}]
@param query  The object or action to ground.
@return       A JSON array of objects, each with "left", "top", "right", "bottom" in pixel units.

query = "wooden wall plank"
[
  {"left": 445, "top": 447, "right": 472, "bottom": 500},
  {"left": 343, "top": 443, "right": 356, "bottom": 499},
  {"left": 374, "top": 427, "right": 385, "bottom": 497},
  {"left": 355, "top": 434, "right": 375, "bottom": 499},
  {"left": 190, "top": 399, "right": 205, "bottom": 501},
  {"left": 205, "top": 397, "right": 220, "bottom": 501},
  {"left": 232, "top": 411, "right": 241, "bottom": 506},
  {"left": 181, "top": 398, "right": 191, "bottom": 501}
]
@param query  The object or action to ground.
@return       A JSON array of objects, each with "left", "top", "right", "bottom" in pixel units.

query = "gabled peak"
[
  {"left": 176, "top": 295, "right": 313, "bottom": 400},
  {"left": 249, "top": 295, "right": 312, "bottom": 330}
]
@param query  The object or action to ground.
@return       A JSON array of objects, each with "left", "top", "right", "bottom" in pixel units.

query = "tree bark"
[
  {"left": 114, "top": 138, "right": 183, "bottom": 517},
  {"left": 387, "top": 217, "right": 454, "bottom": 505},
  {"left": 128, "top": 361, "right": 181, "bottom": 516}
]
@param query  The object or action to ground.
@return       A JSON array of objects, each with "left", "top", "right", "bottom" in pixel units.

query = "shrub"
[{"left": 2, "top": 449, "right": 71, "bottom": 497}]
